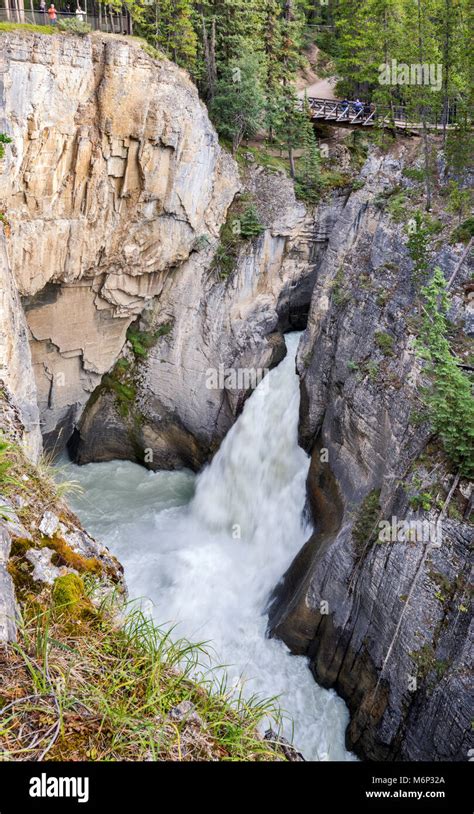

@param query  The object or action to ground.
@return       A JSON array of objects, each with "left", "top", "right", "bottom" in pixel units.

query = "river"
[{"left": 59, "top": 332, "right": 353, "bottom": 761}]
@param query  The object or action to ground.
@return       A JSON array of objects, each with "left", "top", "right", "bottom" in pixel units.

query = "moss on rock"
[{"left": 52, "top": 573, "right": 95, "bottom": 620}]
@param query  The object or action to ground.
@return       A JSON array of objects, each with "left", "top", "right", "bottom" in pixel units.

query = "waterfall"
[{"left": 62, "top": 333, "right": 354, "bottom": 760}]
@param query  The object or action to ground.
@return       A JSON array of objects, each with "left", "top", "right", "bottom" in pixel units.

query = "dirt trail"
[
  {"left": 296, "top": 44, "right": 337, "bottom": 100},
  {"left": 299, "top": 77, "right": 337, "bottom": 99}
]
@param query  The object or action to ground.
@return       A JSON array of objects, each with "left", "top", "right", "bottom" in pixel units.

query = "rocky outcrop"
[
  {"left": 0, "top": 523, "right": 18, "bottom": 643},
  {"left": 268, "top": 152, "right": 473, "bottom": 760},
  {"left": 0, "top": 31, "right": 238, "bottom": 448},
  {"left": 0, "top": 382, "right": 123, "bottom": 644},
  {"left": 0, "top": 227, "right": 41, "bottom": 461},
  {"left": 72, "top": 169, "right": 346, "bottom": 469}
]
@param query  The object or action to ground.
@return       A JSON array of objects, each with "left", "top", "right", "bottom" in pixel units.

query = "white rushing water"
[{"left": 61, "top": 333, "right": 353, "bottom": 760}]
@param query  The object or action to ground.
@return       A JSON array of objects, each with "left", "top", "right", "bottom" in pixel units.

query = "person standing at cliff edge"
[{"left": 47, "top": 4, "right": 57, "bottom": 24}]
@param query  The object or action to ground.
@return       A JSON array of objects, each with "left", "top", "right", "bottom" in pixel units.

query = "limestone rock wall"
[
  {"left": 72, "top": 170, "right": 346, "bottom": 470},
  {"left": 0, "top": 227, "right": 41, "bottom": 460},
  {"left": 0, "top": 31, "right": 239, "bottom": 446},
  {"left": 268, "top": 152, "right": 474, "bottom": 761}
]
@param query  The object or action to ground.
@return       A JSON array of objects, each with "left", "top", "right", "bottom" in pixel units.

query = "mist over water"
[{"left": 62, "top": 333, "right": 353, "bottom": 760}]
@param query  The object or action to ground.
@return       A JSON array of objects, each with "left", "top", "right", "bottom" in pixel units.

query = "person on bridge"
[
  {"left": 47, "top": 3, "right": 57, "bottom": 24},
  {"left": 341, "top": 99, "right": 350, "bottom": 116},
  {"left": 75, "top": 4, "right": 85, "bottom": 21},
  {"left": 39, "top": 0, "right": 46, "bottom": 13},
  {"left": 353, "top": 98, "right": 364, "bottom": 115}
]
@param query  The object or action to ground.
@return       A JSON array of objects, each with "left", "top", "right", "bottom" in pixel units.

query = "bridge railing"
[
  {"left": 0, "top": 6, "right": 129, "bottom": 33},
  {"left": 307, "top": 96, "right": 460, "bottom": 129}
]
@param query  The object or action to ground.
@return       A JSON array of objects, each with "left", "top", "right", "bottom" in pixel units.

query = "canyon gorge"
[{"left": 0, "top": 30, "right": 472, "bottom": 763}]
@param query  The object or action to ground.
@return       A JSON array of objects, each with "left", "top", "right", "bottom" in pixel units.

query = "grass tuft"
[{"left": 0, "top": 595, "right": 285, "bottom": 762}]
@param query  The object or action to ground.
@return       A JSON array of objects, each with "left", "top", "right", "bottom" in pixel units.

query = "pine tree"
[
  {"left": 295, "top": 96, "right": 321, "bottom": 202},
  {"left": 210, "top": 50, "right": 266, "bottom": 153},
  {"left": 128, "top": 0, "right": 197, "bottom": 70},
  {"left": 416, "top": 267, "right": 474, "bottom": 478}
]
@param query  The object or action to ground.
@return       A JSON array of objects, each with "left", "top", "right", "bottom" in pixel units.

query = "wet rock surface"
[{"left": 269, "top": 154, "right": 473, "bottom": 760}]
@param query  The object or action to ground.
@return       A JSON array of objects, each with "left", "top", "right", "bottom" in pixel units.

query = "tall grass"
[{"left": 0, "top": 589, "right": 285, "bottom": 762}]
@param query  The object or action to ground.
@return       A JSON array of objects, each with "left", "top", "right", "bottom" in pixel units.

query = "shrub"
[
  {"left": 450, "top": 217, "right": 474, "bottom": 244},
  {"left": 331, "top": 266, "right": 350, "bottom": 306},
  {"left": 212, "top": 199, "right": 264, "bottom": 280},
  {"left": 374, "top": 331, "right": 395, "bottom": 356},
  {"left": 239, "top": 205, "right": 264, "bottom": 239},
  {"left": 0, "top": 133, "right": 12, "bottom": 160},
  {"left": 387, "top": 191, "right": 408, "bottom": 222},
  {"left": 402, "top": 167, "right": 425, "bottom": 182},
  {"left": 406, "top": 211, "right": 430, "bottom": 283},
  {"left": 352, "top": 489, "right": 382, "bottom": 557},
  {"left": 56, "top": 18, "right": 91, "bottom": 35},
  {"left": 445, "top": 180, "right": 472, "bottom": 224},
  {"left": 127, "top": 324, "right": 172, "bottom": 359}
]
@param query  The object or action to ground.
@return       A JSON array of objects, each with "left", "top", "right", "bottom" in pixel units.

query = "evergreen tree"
[
  {"left": 210, "top": 50, "right": 266, "bottom": 153},
  {"left": 295, "top": 96, "right": 321, "bottom": 202},
  {"left": 416, "top": 267, "right": 474, "bottom": 478},
  {"left": 123, "top": 0, "right": 197, "bottom": 70}
]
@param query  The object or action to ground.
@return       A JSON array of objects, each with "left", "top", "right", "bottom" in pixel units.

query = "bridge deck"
[{"left": 307, "top": 97, "right": 459, "bottom": 131}]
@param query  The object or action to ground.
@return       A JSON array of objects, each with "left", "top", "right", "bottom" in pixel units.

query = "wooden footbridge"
[{"left": 307, "top": 97, "right": 461, "bottom": 132}]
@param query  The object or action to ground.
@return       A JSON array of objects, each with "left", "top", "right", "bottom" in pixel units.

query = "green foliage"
[
  {"left": 365, "top": 360, "right": 379, "bottom": 382},
  {"left": 331, "top": 266, "right": 350, "bottom": 306},
  {"left": 445, "top": 119, "right": 474, "bottom": 176},
  {"left": 0, "top": 133, "right": 12, "bottom": 160},
  {"left": 210, "top": 50, "right": 266, "bottom": 153},
  {"left": 387, "top": 191, "right": 409, "bottom": 223},
  {"left": 129, "top": 0, "right": 197, "bottom": 69},
  {"left": 5, "top": 598, "right": 283, "bottom": 761},
  {"left": 56, "top": 18, "right": 91, "bottom": 35},
  {"left": 239, "top": 205, "right": 265, "bottom": 238},
  {"left": 99, "top": 357, "right": 138, "bottom": 418},
  {"left": 294, "top": 97, "right": 322, "bottom": 203},
  {"left": 450, "top": 217, "right": 474, "bottom": 244},
  {"left": 352, "top": 488, "right": 382, "bottom": 557},
  {"left": 0, "top": 435, "right": 13, "bottom": 486},
  {"left": 406, "top": 211, "right": 430, "bottom": 283},
  {"left": 319, "top": 169, "right": 352, "bottom": 191},
  {"left": 0, "top": 22, "right": 55, "bottom": 35},
  {"left": 322, "top": 0, "right": 470, "bottom": 113},
  {"left": 445, "top": 181, "right": 472, "bottom": 224},
  {"left": 403, "top": 167, "right": 426, "bottom": 182},
  {"left": 411, "top": 643, "right": 447, "bottom": 682},
  {"left": 127, "top": 324, "right": 172, "bottom": 359},
  {"left": 416, "top": 267, "right": 474, "bottom": 478},
  {"left": 212, "top": 197, "right": 264, "bottom": 279},
  {"left": 409, "top": 491, "right": 434, "bottom": 511},
  {"left": 374, "top": 331, "right": 395, "bottom": 356},
  {"left": 52, "top": 573, "right": 93, "bottom": 620}
]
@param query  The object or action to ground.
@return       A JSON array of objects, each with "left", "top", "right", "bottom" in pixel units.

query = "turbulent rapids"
[{"left": 62, "top": 333, "right": 353, "bottom": 760}]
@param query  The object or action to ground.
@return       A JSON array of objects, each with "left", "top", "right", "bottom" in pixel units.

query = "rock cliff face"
[
  {"left": 268, "top": 152, "right": 473, "bottom": 760},
  {"left": 72, "top": 169, "right": 345, "bottom": 470},
  {"left": 0, "top": 228, "right": 41, "bottom": 461},
  {"left": 0, "top": 31, "right": 238, "bottom": 448}
]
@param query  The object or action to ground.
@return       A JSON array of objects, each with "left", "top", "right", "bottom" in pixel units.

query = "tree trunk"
[
  {"left": 417, "top": 0, "right": 432, "bottom": 210},
  {"left": 288, "top": 144, "right": 296, "bottom": 179},
  {"left": 202, "top": 15, "right": 217, "bottom": 103},
  {"left": 442, "top": 0, "right": 451, "bottom": 145}
]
